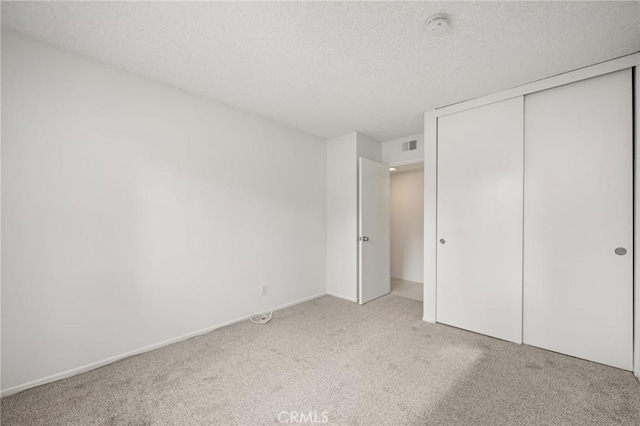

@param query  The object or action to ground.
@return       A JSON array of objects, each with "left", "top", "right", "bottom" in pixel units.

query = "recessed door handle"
[
  {"left": 440, "top": 239, "right": 446, "bottom": 244},
  {"left": 615, "top": 247, "right": 627, "bottom": 256},
  {"left": 362, "top": 236, "right": 370, "bottom": 242}
]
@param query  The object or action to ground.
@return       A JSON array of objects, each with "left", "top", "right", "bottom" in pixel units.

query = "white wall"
[
  {"left": 326, "top": 133, "right": 358, "bottom": 302},
  {"left": 1, "top": 31, "right": 327, "bottom": 393},
  {"left": 326, "top": 132, "right": 381, "bottom": 302},
  {"left": 390, "top": 169, "right": 424, "bottom": 283},
  {"left": 357, "top": 133, "right": 382, "bottom": 163},
  {"left": 382, "top": 134, "right": 424, "bottom": 166},
  {"left": 423, "top": 112, "right": 438, "bottom": 323}
]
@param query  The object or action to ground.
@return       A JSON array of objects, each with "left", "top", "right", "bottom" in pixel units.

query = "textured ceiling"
[{"left": 2, "top": 1, "right": 639, "bottom": 141}]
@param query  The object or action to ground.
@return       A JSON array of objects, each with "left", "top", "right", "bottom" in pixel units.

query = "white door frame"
[
  {"left": 422, "top": 52, "right": 640, "bottom": 378},
  {"left": 388, "top": 158, "right": 424, "bottom": 168}
]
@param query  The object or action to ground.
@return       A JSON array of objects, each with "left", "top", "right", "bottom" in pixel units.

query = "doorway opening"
[{"left": 389, "top": 162, "right": 424, "bottom": 302}]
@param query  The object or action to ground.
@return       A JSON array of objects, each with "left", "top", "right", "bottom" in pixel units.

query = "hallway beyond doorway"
[{"left": 390, "top": 278, "right": 423, "bottom": 301}]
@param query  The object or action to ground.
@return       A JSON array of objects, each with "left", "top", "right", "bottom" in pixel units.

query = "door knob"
[
  {"left": 440, "top": 239, "right": 446, "bottom": 244},
  {"left": 362, "top": 236, "right": 370, "bottom": 242},
  {"left": 615, "top": 247, "right": 627, "bottom": 256}
]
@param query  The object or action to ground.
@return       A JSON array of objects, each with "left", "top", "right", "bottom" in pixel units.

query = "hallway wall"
[{"left": 390, "top": 169, "right": 424, "bottom": 283}]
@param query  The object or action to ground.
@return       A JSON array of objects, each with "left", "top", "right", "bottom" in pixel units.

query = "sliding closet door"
[
  {"left": 437, "top": 97, "right": 524, "bottom": 343},
  {"left": 524, "top": 70, "right": 633, "bottom": 370}
]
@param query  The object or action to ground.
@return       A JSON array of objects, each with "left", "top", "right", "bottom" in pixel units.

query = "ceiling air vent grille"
[{"left": 402, "top": 140, "right": 418, "bottom": 151}]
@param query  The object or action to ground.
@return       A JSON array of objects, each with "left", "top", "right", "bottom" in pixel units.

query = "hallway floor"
[{"left": 390, "top": 278, "right": 423, "bottom": 301}]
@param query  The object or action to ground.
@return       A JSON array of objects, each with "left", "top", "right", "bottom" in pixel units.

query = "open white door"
[{"left": 358, "top": 157, "right": 390, "bottom": 304}]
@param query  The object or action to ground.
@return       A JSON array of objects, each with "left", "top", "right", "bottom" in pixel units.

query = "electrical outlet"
[{"left": 261, "top": 285, "right": 268, "bottom": 296}]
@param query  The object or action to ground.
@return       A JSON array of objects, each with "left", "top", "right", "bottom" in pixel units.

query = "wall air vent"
[{"left": 402, "top": 140, "right": 418, "bottom": 151}]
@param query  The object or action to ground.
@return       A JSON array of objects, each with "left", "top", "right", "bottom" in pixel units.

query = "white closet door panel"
[
  {"left": 437, "top": 97, "right": 524, "bottom": 343},
  {"left": 523, "top": 69, "right": 633, "bottom": 370}
]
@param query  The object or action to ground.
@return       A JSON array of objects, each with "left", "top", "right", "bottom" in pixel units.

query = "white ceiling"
[{"left": 2, "top": 1, "right": 639, "bottom": 141}]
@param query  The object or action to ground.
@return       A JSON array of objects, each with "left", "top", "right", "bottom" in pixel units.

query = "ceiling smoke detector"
[{"left": 425, "top": 13, "right": 450, "bottom": 35}]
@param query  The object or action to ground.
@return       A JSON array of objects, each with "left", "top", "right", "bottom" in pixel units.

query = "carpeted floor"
[{"left": 2, "top": 294, "right": 640, "bottom": 425}]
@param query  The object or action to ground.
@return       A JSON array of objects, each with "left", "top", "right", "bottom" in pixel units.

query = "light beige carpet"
[{"left": 2, "top": 295, "right": 640, "bottom": 425}]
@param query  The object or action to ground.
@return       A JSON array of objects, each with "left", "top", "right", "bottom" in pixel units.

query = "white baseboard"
[
  {"left": 390, "top": 276, "right": 423, "bottom": 285},
  {"left": 1, "top": 292, "right": 326, "bottom": 398},
  {"left": 422, "top": 316, "right": 436, "bottom": 323},
  {"left": 326, "top": 291, "right": 358, "bottom": 303}
]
